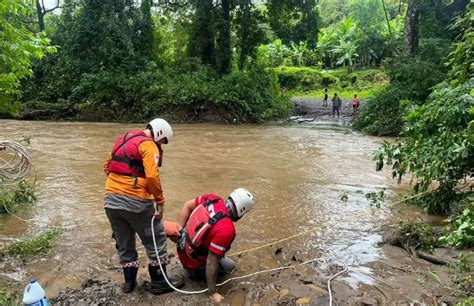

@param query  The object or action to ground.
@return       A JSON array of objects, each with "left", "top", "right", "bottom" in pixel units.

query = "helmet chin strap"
[
  {"left": 156, "top": 143, "right": 163, "bottom": 167},
  {"left": 145, "top": 125, "right": 164, "bottom": 167},
  {"left": 225, "top": 199, "right": 238, "bottom": 222}
]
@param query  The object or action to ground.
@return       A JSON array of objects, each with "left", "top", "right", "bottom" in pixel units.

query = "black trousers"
[{"left": 105, "top": 206, "right": 169, "bottom": 266}]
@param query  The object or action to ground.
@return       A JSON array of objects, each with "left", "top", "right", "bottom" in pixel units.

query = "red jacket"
[{"left": 107, "top": 130, "right": 150, "bottom": 178}]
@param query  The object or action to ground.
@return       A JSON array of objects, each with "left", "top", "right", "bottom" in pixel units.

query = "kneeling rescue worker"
[
  {"left": 165, "top": 188, "right": 254, "bottom": 303},
  {"left": 103, "top": 118, "right": 184, "bottom": 294}
]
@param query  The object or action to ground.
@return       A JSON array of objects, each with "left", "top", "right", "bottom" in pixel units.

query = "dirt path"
[{"left": 291, "top": 97, "right": 360, "bottom": 126}]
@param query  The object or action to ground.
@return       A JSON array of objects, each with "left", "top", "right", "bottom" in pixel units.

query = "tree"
[
  {"left": 216, "top": 0, "right": 231, "bottom": 74},
  {"left": 34, "top": 0, "right": 60, "bottom": 32},
  {"left": 0, "top": 0, "right": 55, "bottom": 99},
  {"left": 333, "top": 40, "right": 359, "bottom": 72},
  {"left": 134, "top": 0, "right": 154, "bottom": 61},
  {"left": 404, "top": 0, "right": 419, "bottom": 56},
  {"left": 65, "top": 0, "right": 138, "bottom": 73},
  {"left": 320, "top": 17, "right": 359, "bottom": 71},
  {"left": 188, "top": 0, "right": 216, "bottom": 67},
  {"left": 267, "top": 0, "right": 319, "bottom": 47},
  {"left": 235, "top": 1, "right": 267, "bottom": 70}
]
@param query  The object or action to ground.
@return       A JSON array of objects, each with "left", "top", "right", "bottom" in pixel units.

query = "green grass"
[
  {"left": 4, "top": 228, "right": 63, "bottom": 258},
  {"left": 456, "top": 297, "right": 474, "bottom": 306},
  {"left": 0, "top": 283, "right": 17, "bottom": 306},
  {"left": 274, "top": 66, "right": 389, "bottom": 100},
  {"left": 289, "top": 85, "right": 385, "bottom": 100}
]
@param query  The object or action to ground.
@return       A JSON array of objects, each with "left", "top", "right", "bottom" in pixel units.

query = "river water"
[{"left": 0, "top": 120, "right": 410, "bottom": 299}]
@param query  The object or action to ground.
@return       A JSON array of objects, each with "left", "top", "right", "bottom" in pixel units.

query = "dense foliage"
[
  {"left": 272, "top": 66, "right": 387, "bottom": 97},
  {"left": 374, "top": 80, "right": 473, "bottom": 207},
  {"left": 439, "top": 198, "right": 473, "bottom": 248},
  {"left": 0, "top": 0, "right": 55, "bottom": 117},
  {"left": 4, "top": 0, "right": 298, "bottom": 123},
  {"left": 68, "top": 65, "right": 290, "bottom": 123},
  {"left": 372, "top": 7, "right": 473, "bottom": 247}
]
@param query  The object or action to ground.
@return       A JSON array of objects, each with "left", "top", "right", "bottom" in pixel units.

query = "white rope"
[
  {"left": 2, "top": 197, "right": 34, "bottom": 222},
  {"left": 151, "top": 216, "right": 349, "bottom": 301},
  {"left": 327, "top": 260, "right": 348, "bottom": 306},
  {"left": 1, "top": 141, "right": 35, "bottom": 222},
  {"left": 0, "top": 141, "right": 34, "bottom": 185}
]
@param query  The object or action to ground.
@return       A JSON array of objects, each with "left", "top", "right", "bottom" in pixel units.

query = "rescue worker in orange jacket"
[
  {"left": 164, "top": 188, "right": 254, "bottom": 303},
  {"left": 103, "top": 118, "right": 184, "bottom": 294}
]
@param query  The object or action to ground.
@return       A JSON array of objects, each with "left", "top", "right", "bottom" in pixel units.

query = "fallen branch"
[{"left": 415, "top": 251, "right": 450, "bottom": 265}]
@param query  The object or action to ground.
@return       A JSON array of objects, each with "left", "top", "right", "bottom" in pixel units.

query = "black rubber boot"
[
  {"left": 122, "top": 266, "right": 138, "bottom": 293},
  {"left": 146, "top": 264, "right": 184, "bottom": 295}
]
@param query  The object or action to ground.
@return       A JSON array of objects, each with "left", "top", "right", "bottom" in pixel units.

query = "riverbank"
[
  {"left": 0, "top": 120, "right": 472, "bottom": 305},
  {"left": 2, "top": 228, "right": 471, "bottom": 305}
]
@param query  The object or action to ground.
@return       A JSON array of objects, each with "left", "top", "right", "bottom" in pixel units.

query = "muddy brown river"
[{"left": 0, "top": 120, "right": 417, "bottom": 303}]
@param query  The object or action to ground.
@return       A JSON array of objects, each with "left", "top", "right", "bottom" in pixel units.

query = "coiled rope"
[
  {"left": 0, "top": 141, "right": 35, "bottom": 222},
  {"left": 0, "top": 141, "right": 34, "bottom": 185}
]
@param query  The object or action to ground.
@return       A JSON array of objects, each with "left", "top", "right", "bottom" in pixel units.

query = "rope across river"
[
  {"left": 150, "top": 190, "right": 432, "bottom": 303},
  {"left": 0, "top": 140, "right": 433, "bottom": 304}
]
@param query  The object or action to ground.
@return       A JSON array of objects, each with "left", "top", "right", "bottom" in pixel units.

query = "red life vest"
[
  {"left": 178, "top": 195, "right": 228, "bottom": 261},
  {"left": 107, "top": 130, "right": 155, "bottom": 178}
]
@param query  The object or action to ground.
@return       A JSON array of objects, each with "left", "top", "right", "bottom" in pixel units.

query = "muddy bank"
[{"left": 45, "top": 239, "right": 472, "bottom": 305}]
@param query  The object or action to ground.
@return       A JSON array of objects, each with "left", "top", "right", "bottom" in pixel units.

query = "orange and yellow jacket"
[{"left": 103, "top": 138, "right": 165, "bottom": 205}]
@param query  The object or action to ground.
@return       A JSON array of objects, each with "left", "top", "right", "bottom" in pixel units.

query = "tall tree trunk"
[
  {"left": 238, "top": 0, "right": 250, "bottom": 71},
  {"left": 404, "top": 0, "right": 419, "bottom": 57},
  {"left": 188, "top": 0, "right": 215, "bottom": 67},
  {"left": 35, "top": 0, "right": 45, "bottom": 32},
  {"left": 381, "top": 0, "right": 392, "bottom": 37},
  {"left": 216, "top": 0, "right": 231, "bottom": 74}
]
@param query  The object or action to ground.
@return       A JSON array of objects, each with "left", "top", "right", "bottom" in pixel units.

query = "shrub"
[
  {"left": 69, "top": 64, "right": 290, "bottom": 123},
  {"left": 373, "top": 79, "right": 473, "bottom": 234},
  {"left": 4, "top": 228, "right": 63, "bottom": 258},
  {"left": 0, "top": 181, "right": 36, "bottom": 214},
  {"left": 273, "top": 66, "right": 327, "bottom": 90},
  {"left": 439, "top": 197, "right": 474, "bottom": 248},
  {"left": 273, "top": 66, "right": 388, "bottom": 94},
  {"left": 0, "top": 94, "right": 21, "bottom": 119},
  {"left": 354, "top": 55, "right": 447, "bottom": 136},
  {"left": 396, "top": 221, "right": 439, "bottom": 251},
  {"left": 353, "top": 85, "right": 404, "bottom": 136},
  {"left": 387, "top": 56, "right": 446, "bottom": 102}
]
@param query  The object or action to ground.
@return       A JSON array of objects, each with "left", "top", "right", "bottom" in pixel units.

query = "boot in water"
[
  {"left": 145, "top": 264, "right": 184, "bottom": 295},
  {"left": 122, "top": 266, "right": 138, "bottom": 293}
]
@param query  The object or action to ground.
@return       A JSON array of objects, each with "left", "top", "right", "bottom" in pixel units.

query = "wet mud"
[{"left": 291, "top": 97, "right": 360, "bottom": 126}]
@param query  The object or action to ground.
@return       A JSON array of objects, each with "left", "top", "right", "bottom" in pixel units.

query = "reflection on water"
[{"left": 0, "top": 120, "right": 409, "bottom": 296}]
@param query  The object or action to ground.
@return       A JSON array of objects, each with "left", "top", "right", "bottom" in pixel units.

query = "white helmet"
[
  {"left": 229, "top": 188, "right": 254, "bottom": 219},
  {"left": 147, "top": 118, "right": 173, "bottom": 144}
]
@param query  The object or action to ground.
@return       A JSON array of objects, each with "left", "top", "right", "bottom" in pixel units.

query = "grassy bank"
[{"left": 272, "top": 66, "right": 389, "bottom": 99}]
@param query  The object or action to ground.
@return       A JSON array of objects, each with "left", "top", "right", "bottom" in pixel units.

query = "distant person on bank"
[
  {"left": 323, "top": 88, "right": 329, "bottom": 106},
  {"left": 352, "top": 94, "right": 360, "bottom": 116},
  {"left": 163, "top": 188, "right": 255, "bottom": 304},
  {"left": 103, "top": 118, "right": 184, "bottom": 294},
  {"left": 332, "top": 93, "right": 342, "bottom": 118}
]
